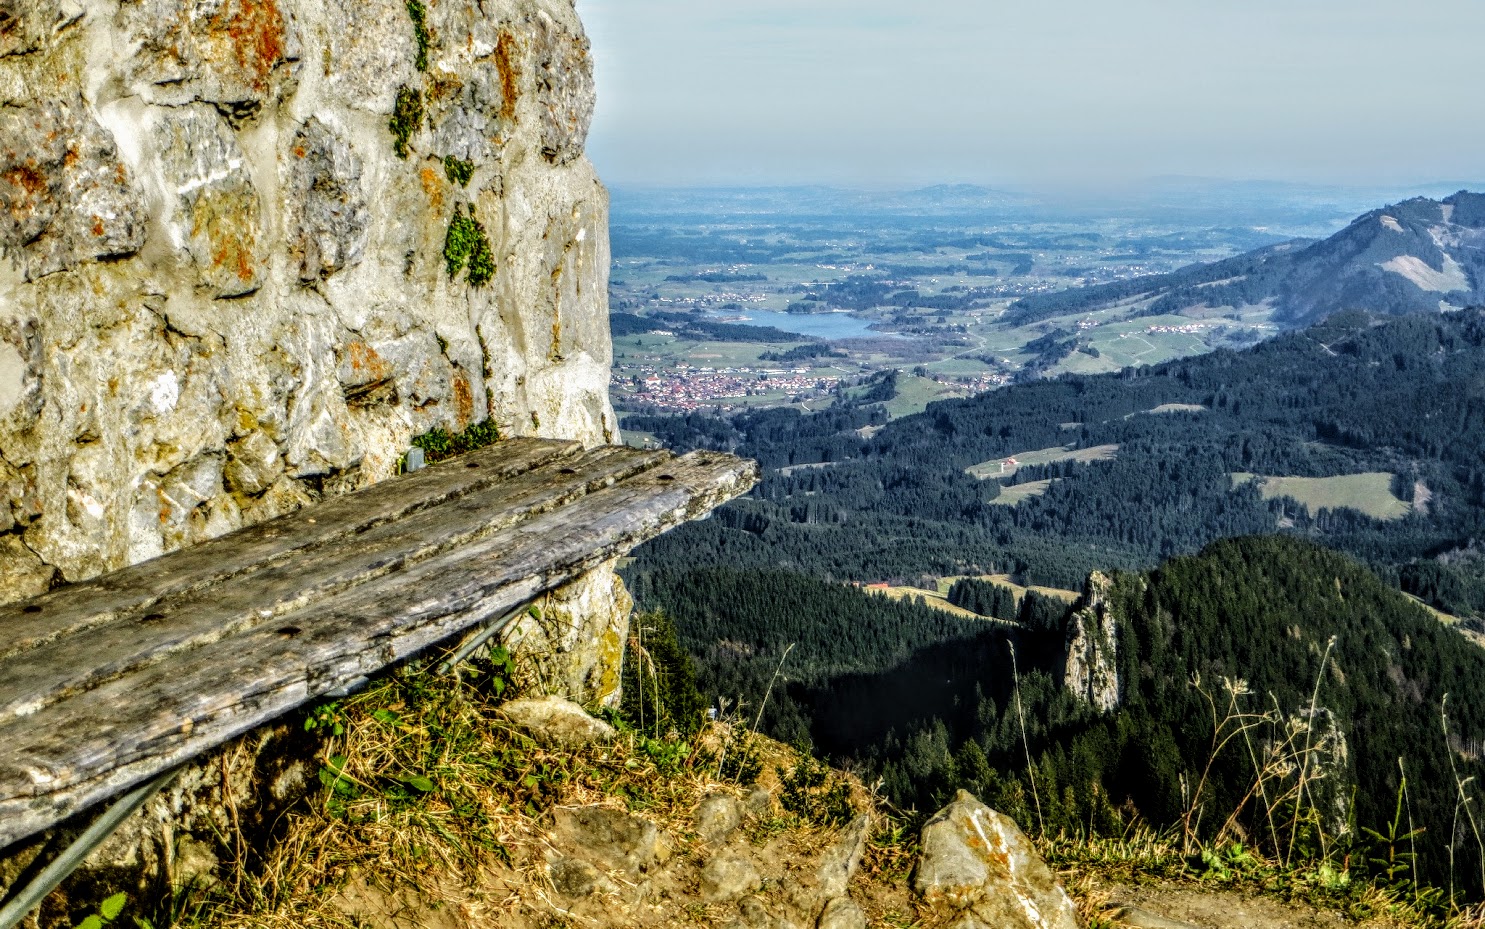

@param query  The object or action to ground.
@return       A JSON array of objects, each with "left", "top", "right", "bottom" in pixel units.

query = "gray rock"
[
  {"left": 735, "top": 896, "right": 773, "bottom": 929},
  {"left": 818, "top": 897, "right": 868, "bottom": 929},
  {"left": 701, "top": 852, "right": 762, "bottom": 903},
  {"left": 120, "top": 0, "right": 299, "bottom": 110},
  {"left": 746, "top": 788, "right": 775, "bottom": 818},
  {"left": 287, "top": 118, "right": 368, "bottom": 282},
  {"left": 550, "top": 806, "right": 669, "bottom": 877},
  {"left": 1105, "top": 904, "right": 1201, "bottom": 929},
  {"left": 531, "top": 11, "right": 595, "bottom": 164},
  {"left": 548, "top": 856, "right": 612, "bottom": 898},
  {"left": 0, "top": 0, "right": 623, "bottom": 721},
  {"left": 427, "top": 68, "right": 510, "bottom": 166},
  {"left": 1063, "top": 571, "right": 1120, "bottom": 712},
  {"left": 817, "top": 814, "right": 872, "bottom": 900},
  {"left": 225, "top": 431, "right": 284, "bottom": 497},
  {"left": 0, "top": 98, "right": 146, "bottom": 281},
  {"left": 729, "top": 896, "right": 802, "bottom": 929},
  {"left": 915, "top": 791, "right": 1077, "bottom": 929},
  {"left": 498, "top": 695, "right": 616, "bottom": 749},
  {"left": 696, "top": 793, "right": 744, "bottom": 844},
  {"left": 152, "top": 105, "right": 264, "bottom": 297},
  {"left": 0, "top": 535, "right": 56, "bottom": 603},
  {"left": 0, "top": 318, "right": 43, "bottom": 431}
]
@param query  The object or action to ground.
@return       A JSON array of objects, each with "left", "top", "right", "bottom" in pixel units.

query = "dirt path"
[{"left": 1087, "top": 879, "right": 1408, "bottom": 929}]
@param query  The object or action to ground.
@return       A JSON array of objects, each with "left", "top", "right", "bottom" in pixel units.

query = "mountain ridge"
[{"left": 1008, "top": 190, "right": 1485, "bottom": 326}]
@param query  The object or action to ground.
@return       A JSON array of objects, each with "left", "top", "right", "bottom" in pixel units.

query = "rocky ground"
[{"left": 186, "top": 668, "right": 1434, "bottom": 929}]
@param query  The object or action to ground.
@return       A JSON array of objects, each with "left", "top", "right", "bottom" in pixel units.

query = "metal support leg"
[
  {"left": 436, "top": 603, "right": 529, "bottom": 676},
  {"left": 0, "top": 769, "right": 178, "bottom": 929},
  {"left": 0, "top": 603, "right": 529, "bottom": 928}
]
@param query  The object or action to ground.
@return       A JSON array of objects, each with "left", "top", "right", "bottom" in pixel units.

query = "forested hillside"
[
  {"left": 630, "top": 308, "right": 1485, "bottom": 603},
  {"left": 631, "top": 539, "right": 1485, "bottom": 892}
]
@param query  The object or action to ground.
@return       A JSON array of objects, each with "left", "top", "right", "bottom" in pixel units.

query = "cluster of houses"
[{"left": 613, "top": 367, "right": 841, "bottom": 413}]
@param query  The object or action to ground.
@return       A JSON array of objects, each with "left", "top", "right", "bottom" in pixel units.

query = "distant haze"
[{"left": 577, "top": 0, "right": 1485, "bottom": 191}]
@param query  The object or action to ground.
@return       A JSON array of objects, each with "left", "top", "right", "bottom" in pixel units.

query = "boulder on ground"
[
  {"left": 550, "top": 805, "right": 670, "bottom": 876},
  {"left": 818, "top": 896, "right": 868, "bottom": 929},
  {"left": 701, "top": 852, "right": 763, "bottom": 902},
  {"left": 696, "top": 792, "right": 744, "bottom": 844},
  {"left": 914, "top": 790, "right": 1078, "bottom": 929},
  {"left": 1105, "top": 903, "right": 1202, "bottom": 929},
  {"left": 498, "top": 695, "right": 615, "bottom": 748}
]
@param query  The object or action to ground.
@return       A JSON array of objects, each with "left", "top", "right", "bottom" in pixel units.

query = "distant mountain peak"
[{"left": 1008, "top": 191, "right": 1485, "bottom": 327}]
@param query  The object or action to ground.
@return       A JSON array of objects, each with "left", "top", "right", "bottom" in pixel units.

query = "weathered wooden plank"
[
  {"left": 0, "top": 446, "right": 670, "bottom": 721},
  {"left": 0, "top": 451, "right": 758, "bottom": 847},
  {"left": 0, "top": 438, "right": 582, "bottom": 660}
]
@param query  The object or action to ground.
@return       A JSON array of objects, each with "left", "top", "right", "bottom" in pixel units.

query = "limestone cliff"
[
  {"left": 0, "top": 0, "right": 624, "bottom": 697},
  {"left": 1062, "top": 571, "right": 1121, "bottom": 713}
]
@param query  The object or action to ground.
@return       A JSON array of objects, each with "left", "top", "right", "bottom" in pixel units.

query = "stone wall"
[{"left": 0, "top": 0, "right": 626, "bottom": 701}]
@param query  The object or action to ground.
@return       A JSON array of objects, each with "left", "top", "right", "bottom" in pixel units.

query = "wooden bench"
[{"left": 0, "top": 438, "right": 756, "bottom": 851}]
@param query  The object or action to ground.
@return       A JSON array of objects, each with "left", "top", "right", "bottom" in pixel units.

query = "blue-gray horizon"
[{"left": 577, "top": 0, "right": 1485, "bottom": 191}]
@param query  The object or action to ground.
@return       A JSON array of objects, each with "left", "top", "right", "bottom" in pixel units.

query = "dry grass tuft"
[{"left": 180, "top": 656, "right": 898, "bottom": 929}]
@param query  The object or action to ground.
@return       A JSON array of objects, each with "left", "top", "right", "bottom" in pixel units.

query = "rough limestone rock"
[
  {"left": 696, "top": 793, "right": 744, "bottom": 844},
  {"left": 550, "top": 806, "right": 671, "bottom": 877},
  {"left": 817, "top": 896, "right": 869, "bottom": 929},
  {"left": 1105, "top": 904, "right": 1202, "bottom": 929},
  {"left": 915, "top": 791, "right": 1079, "bottom": 929},
  {"left": 1063, "top": 571, "right": 1121, "bottom": 712},
  {"left": 547, "top": 855, "right": 613, "bottom": 898},
  {"left": 729, "top": 896, "right": 802, "bottom": 929},
  {"left": 817, "top": 814, "right": 872, "bottom": 900},
  {"left": 746, "top": 788, "right": 775, "bottom": 818},
  {"left": 497, "top": 695, "right": 616, "bottom": 749},
  {"left": 0, "top": 0, "right": 625, "bottom": 703},
  {"left": 701, "top": 852, "right": 762, "bottom": 903}
]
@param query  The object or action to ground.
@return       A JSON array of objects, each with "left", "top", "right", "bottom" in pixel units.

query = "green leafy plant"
[
  {"left": 443, "top": 204, "right": 495, "bottom": 286},
  {"left": 443, "top": 155, "right": 475, "bottom": 187},
  {"left": 402, "top": 418, "right": 502, "bottom": 472},
  {"left": 389, "top": 85, "right": 424, "bottom": 159},
  {"left": 405, "top": 0, "right": 431, "bottom": 72},
  {"left": 304, "top": 701, "right": 346, "bottom": 737},
  {"left": 465, "top": 645, "right": 517, "bottom": 701},
  {"left": 72, "top": 892, "right": 132, "bottom": 929}
]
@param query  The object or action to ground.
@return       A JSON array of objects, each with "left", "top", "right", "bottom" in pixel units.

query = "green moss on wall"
[
  {"left": 444, "top": 205, "right": 495, "bottom": 287},
  {"left": 406, "top": 0, "right": 431, "bottom": 72},
  {"left": 389, "top": 85, "right": 424, "bottom": 159},
  {"left": 444, "top": 155, "right": 475, "bottom": 187}
]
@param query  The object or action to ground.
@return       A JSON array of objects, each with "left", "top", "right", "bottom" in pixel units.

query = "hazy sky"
[{"left": 577, "top": 0, "right": 1485, "bottom": 190}]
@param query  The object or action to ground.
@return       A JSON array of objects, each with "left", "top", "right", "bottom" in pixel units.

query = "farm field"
[
  {"left": 881, "top": 374, "right": 970, "bottom": 418},
  {"left": 937, "top": 574, "right": 1082, "bottom": 605},
  {"left": 1230, "top": 472, "right": 1410, "bottom": 521},
  {"left": 863, "top": 585, "right": 988, "bottom": 621},
  {"left": 967, "top": 444, "right": 1120, "bottom": 480},
  {"left": 989, "top": 479, "right": 1057, "bottom": 506}
]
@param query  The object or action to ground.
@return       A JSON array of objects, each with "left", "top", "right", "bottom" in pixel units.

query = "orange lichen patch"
[
  {"left": 4, "top": 163, "right": 48, "bottom": 197},
  {"left": 343, "top": 339, "right": 392, "bottom": 383},
  {"left": 451, "top": 369, "right": 475, "bottom": 428},
  {"left": 419, "top": 167, "right": 444, "bottom": 212},
  {"left": 494, "top": 29, "right": 519, "bottom": 122},
  {"left": 191, "top": 188, "right": 260, "bottom": 285},
  {"left": 209, "top": 0, "right": 288, "bottom": 93},
  {"left": 91, "top": 217, "right": 105, "bottom": 237}
]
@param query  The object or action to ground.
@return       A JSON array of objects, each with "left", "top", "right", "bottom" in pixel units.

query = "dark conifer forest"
[{"left": 622, "top": 307, "right": 1485, "bottom": 892}]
